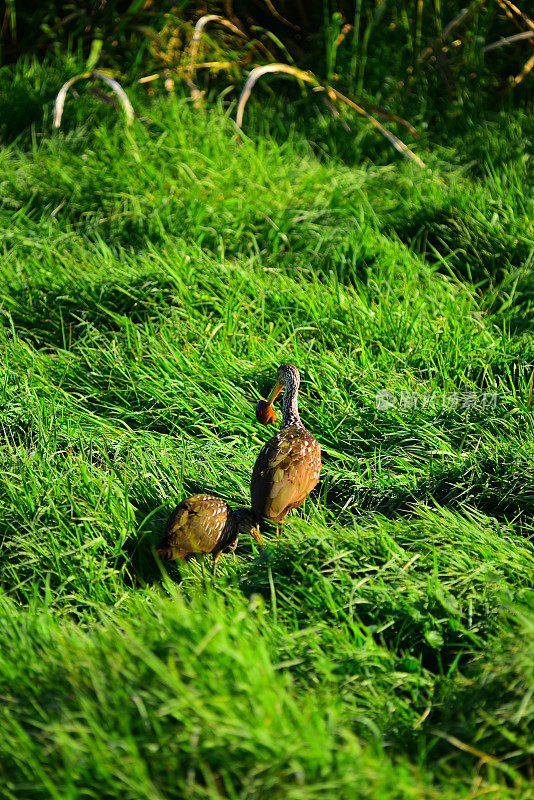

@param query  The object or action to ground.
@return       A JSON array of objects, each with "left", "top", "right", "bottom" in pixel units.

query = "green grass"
[{"left": 0, "top": 77, "right": 533, "bottom": 799}]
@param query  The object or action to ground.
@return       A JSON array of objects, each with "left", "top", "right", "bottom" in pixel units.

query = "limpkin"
[
  {"left": 251, "top": 363, "right": 321, "bottom": 534},
  {"left": 156, "top": 494, "right": 262, "bottom": 570}
]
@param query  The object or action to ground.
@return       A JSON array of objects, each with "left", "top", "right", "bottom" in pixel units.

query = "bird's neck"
[{"left": 281, "top": 379, "right": 302, "bottom": 428}]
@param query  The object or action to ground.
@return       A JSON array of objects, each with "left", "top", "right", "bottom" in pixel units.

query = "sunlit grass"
[{"left": 0, "top": 89, "right": 533, "bottom": 799}]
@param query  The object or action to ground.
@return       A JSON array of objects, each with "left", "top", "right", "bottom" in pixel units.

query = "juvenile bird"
[
  {"left": 251, "top": 363, "right": 321, "bottom": 534},
  {"left": 156, "top": 495, "right": 262, "bottom": 568}
]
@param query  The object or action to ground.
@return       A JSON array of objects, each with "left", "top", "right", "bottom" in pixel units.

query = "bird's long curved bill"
[{"left": 266, "top": 379, "right": 283, "bottom": 405}]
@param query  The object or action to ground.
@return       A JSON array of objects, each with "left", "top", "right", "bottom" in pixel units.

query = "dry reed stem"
[
  {"left": 53, "top": 71, "right": 134, "bottom": 129},
  {"left": 236, "top": 63, "right": 317, "bottom": 129},
  {"left": 263, "top": 0, "right": 300, "bottom": 31},
  {"left": 334, "top": 23, "right": 353, "bottom": 49},
  {"left": 497, "top": 0, "right": 534, "bottom": 31},
  {"left": 484, "top": 30, "right": 534, "bottom": 51},
  {"left": 430, "top": 730, "right": 497, "bottom": 765},
  {"left": 186, "top": 14, "right": 247, "bottom": 106},
  {"left": 494, "top": 1, "right": 534, "bottom": 86},
  {"left": 420, "top": 0, "right": 488, "bottom": 63},
  {"left": 236, "top": 64, "right": 425, "bottom": 168},
  {"left": 512, "top": 51, "right": 534, "bottom": 85},
  {"left": 495, "top": 0, "right": 534, "bottom": 52}
]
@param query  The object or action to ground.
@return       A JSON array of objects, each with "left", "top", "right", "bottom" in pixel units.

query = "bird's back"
[
  {"left": 251, "top": 424, "right": 321, "bottom": 523},
  {"left": 157, "top": 495, "right": 236, "bottom": 559}
]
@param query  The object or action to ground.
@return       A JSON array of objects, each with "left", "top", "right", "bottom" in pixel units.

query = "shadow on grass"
[
  {"left": 422, "top": 620, "right": 534, "bottom": 778},
  {"left": 324, "top": 456, "right": 534, "bottom": 530},
  {"left": 384, "top": 204, "right": 532, "bottom": 289},
  {"left": 1, "top": 271, "right": 184, "bottom": 350}
]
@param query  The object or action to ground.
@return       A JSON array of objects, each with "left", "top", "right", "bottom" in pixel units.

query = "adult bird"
[
  {"left": 156, "top": 494, "right": 262, "bottom": 570},
  {"left": 251, "top": 363, "right": 321, "bottom": 534}
]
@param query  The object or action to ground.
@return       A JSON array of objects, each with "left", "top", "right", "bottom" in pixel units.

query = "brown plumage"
[
  {"left": 156, "top": 494, "right": 261, "bottom": 563},
  {"left": 251, "top": 364, "right": 321, "bottom": 531}
]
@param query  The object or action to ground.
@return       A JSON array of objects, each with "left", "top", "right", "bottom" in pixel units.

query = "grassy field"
[{"left": 0, "top": 76, "right": 533, "bottom": 799}]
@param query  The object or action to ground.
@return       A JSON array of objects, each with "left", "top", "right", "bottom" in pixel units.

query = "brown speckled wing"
[
  {"left": 251, "top": 425, "right": 321, "bottom": 523},
  {"left": 157, "top": 495, "right": 232, "bottom": 557}
]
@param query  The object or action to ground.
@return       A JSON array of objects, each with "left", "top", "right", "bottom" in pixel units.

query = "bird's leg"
[
  {"left": 211, "top": 551, "right": 221, "bottom": 578},
  {"left": 200, "top": 557, "right": 208, "bottom": 590}
]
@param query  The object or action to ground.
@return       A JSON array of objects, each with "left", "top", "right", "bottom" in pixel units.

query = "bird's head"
[
  {"left": 234, "top": 508, "right": 263, "bottom": 544},
  {"left": 274, "top": 363, "right": 300, "bottom": 394},
  {"left": 256, "top": 363, "right": 301, "bottom": 425}
]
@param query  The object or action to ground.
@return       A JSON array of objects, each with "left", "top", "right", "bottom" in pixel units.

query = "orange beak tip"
[{"left": 256, "top": 399, "right": 276, "bottom": 425}]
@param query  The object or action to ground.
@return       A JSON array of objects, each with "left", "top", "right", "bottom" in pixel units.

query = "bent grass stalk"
[
  {"left": 236, "top": 63, "right": 426, "bottom": 167},
  {"left": 53, "top": 70, "right": 134, "bottom": 129}
]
